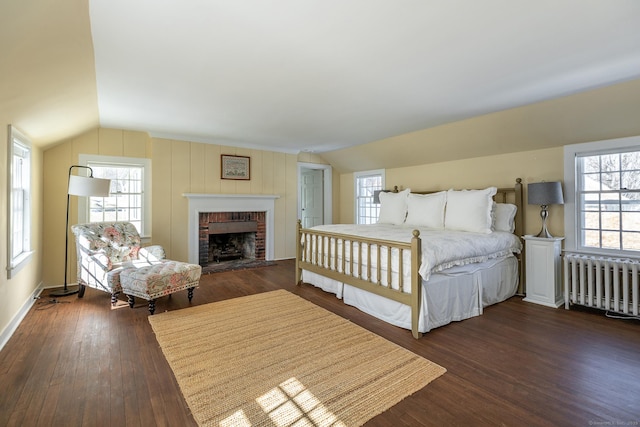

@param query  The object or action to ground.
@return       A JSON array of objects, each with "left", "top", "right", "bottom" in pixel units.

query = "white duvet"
[{"left": 308, "top": 223, "right": 522, "bottom": 283}]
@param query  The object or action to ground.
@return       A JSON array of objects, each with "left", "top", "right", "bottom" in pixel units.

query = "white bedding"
[
  {"left": 307, "top": 223, "right": 521, "bottom": 283},
  {"left": 302, "top": 255, "right": 519, "bottom": 332},
  {"left": 300, "top": 223, "right": 522, "bottom": 333}
]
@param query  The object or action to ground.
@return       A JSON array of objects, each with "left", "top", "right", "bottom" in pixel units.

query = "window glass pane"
[
  {"left": 621, "top": 171, "right": 640, "bottom": 190},
  {"left": 600, "top": 231, "right": 620, "bottom": 250},
  {"left": 130, "top": 207, "right": 142, "bottom": 221},
  {"left": 621, "top": 212, "right": 640, "bottom": 232},
  {"left": 583, "top": 230, "right": 601, "bottom": 248},
  {"left": 583, "top": 172, "right": 602, "bottom": 190},
  {"left": 601, "top": 154, "right": 619, "bottom": 171},
  {"left": 600, "top": 193, "right": 619, "bottom": 211},
  {"left": 582, "top": 156, "right": 600, "bottom": 174},
  {"left": 600, "top": 212, "right": 620, "bottom": 230},
  {"left": 583, "top": 212, "right": 600, "bottom": 228},
  {"left": 622, "top": 232, "right": 640, "bottom": 251},
  {"left": 581, "top": 192, "right": 600, "bottom": 211},
  {"left": 621, "top": 193, "right": 640, "bottom": 211},
  {"left": 130, "top": 195, "right": 142, "bottom": 208},
  {"left": 104, "top": 210, "right": 117, "bottom": 222}
]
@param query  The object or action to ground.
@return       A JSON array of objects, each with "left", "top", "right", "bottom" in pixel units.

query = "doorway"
[{"left": 298, "top": 163, "right": 332, "bottom": 227}]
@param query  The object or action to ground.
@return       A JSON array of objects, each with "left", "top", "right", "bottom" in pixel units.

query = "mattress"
[{"left": 303, "top": 224, "right": 522, "bottom": 294}]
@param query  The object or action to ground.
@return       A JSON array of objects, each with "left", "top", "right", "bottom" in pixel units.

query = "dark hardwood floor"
[{"left": 1, "top": 259, "right": 639, "bottom": 426}]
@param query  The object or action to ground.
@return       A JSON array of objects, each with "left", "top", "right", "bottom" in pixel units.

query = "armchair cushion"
[
  {"left": 72, "top": 221, "right": 167, "bottom": 301},
  {"left": 139, "top": 245, "right": 165, "bottom": 262}
]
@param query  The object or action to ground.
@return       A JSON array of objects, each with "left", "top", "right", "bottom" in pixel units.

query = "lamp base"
[
  {"left": 535, "top": 205, "right": 555, "bottom": 238},
  {"left": 535, "top": 228, "right": 555, "bottom": 239},
  {"left": 49, "top": 285, "right": 79, "bottom": 297}
]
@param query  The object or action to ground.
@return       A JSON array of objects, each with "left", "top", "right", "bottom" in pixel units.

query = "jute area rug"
[{"left": 148, "top": 290, "right": 446, "bottom": 427}]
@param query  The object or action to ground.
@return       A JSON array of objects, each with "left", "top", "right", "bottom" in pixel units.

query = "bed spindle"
[
  {"left": 386, "top": 246, "right": 392, "bottom": 288},
  {"left": 376, "top": 245, "right": 382, "bottom": 286}
]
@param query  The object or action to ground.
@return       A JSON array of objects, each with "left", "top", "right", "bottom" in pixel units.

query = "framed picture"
[{"left": 221, "top": 155, "right": 251, "bottom": 180}]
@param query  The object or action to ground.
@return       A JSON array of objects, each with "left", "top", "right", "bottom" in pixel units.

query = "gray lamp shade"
[
  {"left": 528, "top": 181, "right": 564, "bottom": 206},
  {"left": 68, "top": 175, "right": 111, "bottom": 197}
]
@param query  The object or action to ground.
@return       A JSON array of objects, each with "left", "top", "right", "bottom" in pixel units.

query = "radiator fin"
[{"left": 564, "top": 253, "right": 640, "bottom": 316}]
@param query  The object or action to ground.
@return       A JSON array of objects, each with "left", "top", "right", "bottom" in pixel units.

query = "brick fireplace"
[
  {"left": 198, "top": 211, "right": 266, "bottom": 267},
  {"left": 184, "top": 193, "right": 279, "bottom": 265}
]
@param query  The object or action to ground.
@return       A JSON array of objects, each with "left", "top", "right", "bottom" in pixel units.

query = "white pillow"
[
  {"left": 405, "top": 191, "right": 447, "bottom": 229},
  {"left": 378, "top": 188, "right": 410, "bottom": 225},
  {"left": 444, "top": 187, "right": 497, "bottom": 233},
  {"left": 492, "top": 203, "right": 517, "bottom": 233}
]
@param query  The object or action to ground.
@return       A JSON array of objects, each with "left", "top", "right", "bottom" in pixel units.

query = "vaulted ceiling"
[{"left": 4, "top": 1, "right": 640, "bottom": 155}]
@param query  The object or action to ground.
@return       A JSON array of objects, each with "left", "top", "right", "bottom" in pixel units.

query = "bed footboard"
[{"left": 296, "top": 221, "right": 423, "bottom": 338}]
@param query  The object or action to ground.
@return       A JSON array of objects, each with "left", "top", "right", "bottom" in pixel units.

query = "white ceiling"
[{"left": 89, "top": 0, "right": 640, "bottom": 154}]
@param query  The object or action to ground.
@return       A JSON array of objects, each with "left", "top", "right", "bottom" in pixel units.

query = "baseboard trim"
[{"left": 0, "top": 283, "right": 43, "bottom": 352}]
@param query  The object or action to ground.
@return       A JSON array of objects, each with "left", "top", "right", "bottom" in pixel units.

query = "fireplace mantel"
[{"left": 183, "top": 193, "right": 279, "bottom": 265}]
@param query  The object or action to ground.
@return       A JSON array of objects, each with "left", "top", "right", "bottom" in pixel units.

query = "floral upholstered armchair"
[{"left": 71, "top": 222, "right": 166, "bottom": 304}]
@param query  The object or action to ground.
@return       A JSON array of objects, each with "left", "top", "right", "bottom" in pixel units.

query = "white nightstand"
[{"left": 523, "top": 235, "right": 564, "bottom": 308}]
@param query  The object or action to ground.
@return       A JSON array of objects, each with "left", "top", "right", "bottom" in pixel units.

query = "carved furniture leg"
[
  {"left": 127, "top": 294, "right": 135, "bottom": 308},
  {"left": 148, "top": 299, "right": 156, "bottom": 315},
  {"left": 188, "top": 287, "right": 194, "bottom": 302}
]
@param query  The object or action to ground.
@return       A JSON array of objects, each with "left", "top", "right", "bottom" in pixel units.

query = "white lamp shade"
[{"left": 68, "top": 175, "right": 111, "bottom": 197}]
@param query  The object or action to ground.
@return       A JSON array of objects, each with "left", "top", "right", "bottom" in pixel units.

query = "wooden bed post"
[
  {"left": 410, "top": 229, "right": 423, "bottom": 339},
  {"left": 514, "top": 178, "right": 525, "bottom": 295},
  {"left": 296, "top": 220, "right": 303, "bottom": 285}
]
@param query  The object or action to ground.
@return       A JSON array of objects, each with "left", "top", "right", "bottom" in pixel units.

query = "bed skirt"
[{"left": 302, "top": 255, "right": 518, "bottom": 333}]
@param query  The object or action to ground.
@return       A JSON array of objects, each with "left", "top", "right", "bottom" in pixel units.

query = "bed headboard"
[
  {"left": 388, "top": 178, "right": 524, "bottom": 236},
  {"left": 390, "top": 178, "right": 525, "bottom": 293}
]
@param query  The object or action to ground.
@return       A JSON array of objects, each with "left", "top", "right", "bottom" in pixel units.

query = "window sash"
[
  {"left": 354, "top": 170, "right": 384, "bottom": 225},
  {"left": 576, "top": 149, "right": 640, "bottom": 253},
  {"left": 87, "top": 163, "right": 145, "bottom": 234},
  {"left": 78, "top": 155, "right": 151, "bottom": 239},
  {"left": 7, "top": 125, "right": 33, "bottom": 278}
]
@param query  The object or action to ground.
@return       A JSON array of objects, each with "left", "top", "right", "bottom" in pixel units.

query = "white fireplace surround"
[{"left": 183, "top": 193, "right": 280, "bottom": 265}]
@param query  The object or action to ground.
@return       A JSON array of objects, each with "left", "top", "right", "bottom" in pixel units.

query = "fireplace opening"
[
  {"left": 209, "top": 232, "right": 256, "bottom": 263},
  {"left": 207, "top": 220, "right": 258, "bottom": 265},
  {"left": 198, "top": 212, "right": 267, "bottom": 272}
]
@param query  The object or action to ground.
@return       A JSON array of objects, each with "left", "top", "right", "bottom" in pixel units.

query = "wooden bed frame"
[{"left": 296, "top": 178, "right": 524, "bottom": 339}]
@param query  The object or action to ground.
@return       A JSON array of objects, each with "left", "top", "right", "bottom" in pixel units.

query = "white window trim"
[
  {"left": 78, "top": 154, "right": 152, "bottom": 241},
  {"left": 354, "top": 169, "right": 385, "bottom": 224},
  {"left": 564, "top": 134, "right": 640, "bottom": 256},
  {"left": 7, "top": 125, "right": 34, "bottom": 279}
]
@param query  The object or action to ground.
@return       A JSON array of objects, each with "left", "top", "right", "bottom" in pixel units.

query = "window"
[
  {"left": 577, "top": 150, "right": 640, "bottom": 252},
  {"left": 564, "top": 135, "right": 640, "bottom": 256},
  {"left": 78, "top": 155, "right": 152, "bottom": 238},
  {"left": 7, "top": 125, "right": 33, "bottom": 278},
  {"left": 354, "top": 169, "right": 384, "bottom": 224}
]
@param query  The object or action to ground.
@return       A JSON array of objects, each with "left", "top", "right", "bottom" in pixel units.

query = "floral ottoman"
[{"left": 120, "top": 261, "right": 202, "bottom": 314}]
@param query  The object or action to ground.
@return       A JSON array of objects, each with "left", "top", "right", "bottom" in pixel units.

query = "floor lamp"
[{"left": 50, "top": 165, "right": 111, "bottom": 297}]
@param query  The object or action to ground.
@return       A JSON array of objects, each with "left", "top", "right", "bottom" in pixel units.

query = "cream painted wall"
[
  {"left": 0, "top": 136, "right": 43, "bottom": 342},
  {"left": 322, "top": 78, "right": 640, "bottom": 174},
  {"left": 0, "top": 0, "right": 96, "bottom": 343},
  {"left": 41, "top": 129, "right": 299, "bottom": 287},
  {"left": 338, "top": 147, "right": 565, "bottom": 237},
  {"left": 0, "top": 0, "right": 99, "bottom": 147},
  {"left": 150, "top": 138, "right": 298, "bottom": 262},
  {"left": 41, "top": 128, "right": 152, "bottom": 287}
]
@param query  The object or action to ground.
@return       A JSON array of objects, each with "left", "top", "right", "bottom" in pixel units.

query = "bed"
[{"left": 296, "top": 178, "right": 524, "bottom": 338}]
